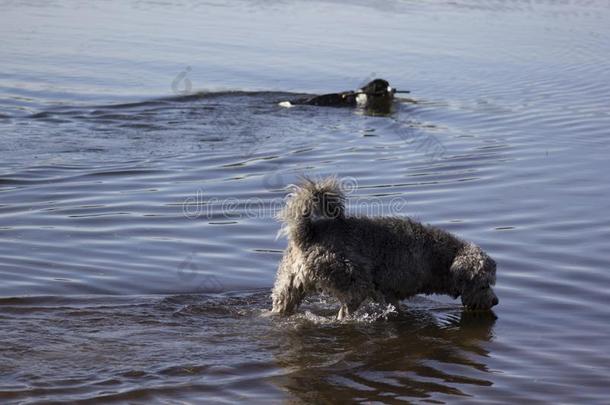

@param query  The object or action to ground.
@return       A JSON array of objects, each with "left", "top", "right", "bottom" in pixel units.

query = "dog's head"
[
  {"left": 450, "top": 243, "right": 498, "bottom": 311},
  {"left": 357, "top": 79, "right": 395, "bottom": 115},
  {"left": 359, "top": 79, "right": 394, "bottom": 97}
]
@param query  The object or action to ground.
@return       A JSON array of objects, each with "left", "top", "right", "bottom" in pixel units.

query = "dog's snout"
[{"left": 491, "top": 296, "right": 499, "bottom": 307}]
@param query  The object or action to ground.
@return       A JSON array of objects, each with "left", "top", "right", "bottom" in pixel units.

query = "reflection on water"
[
  {"left": 272, "top": 306, "right": 497, "bottom": 403},
  {"left": 1, "top": 293, "right": 500, "bottom": 403},
  {"left": 1, "top": 0, "right": 610, "bottom": 403}
]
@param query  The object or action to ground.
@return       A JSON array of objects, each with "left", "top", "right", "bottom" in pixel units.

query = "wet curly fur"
[{"left": 271, "top": 177, "right": 498, "bottom": 319}]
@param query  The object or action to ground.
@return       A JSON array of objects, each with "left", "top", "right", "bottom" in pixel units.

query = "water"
[{"left": 1, "top": 0, "right": 610, "bottom": 403}]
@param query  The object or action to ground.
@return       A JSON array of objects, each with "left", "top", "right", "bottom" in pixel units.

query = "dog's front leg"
[
  {"left": 271, "top": 249, "right": 311, "bottom": 316},
  {"left": 272, "top": 274, "right": 308, "bottom": 316}
]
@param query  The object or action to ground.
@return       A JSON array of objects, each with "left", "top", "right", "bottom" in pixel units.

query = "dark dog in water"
[
  {"left": 279, "top": 79, "right": 409, "bottom": 114},
  {"left": 271, "top": 177, "right": 499, "bottom": 319}
]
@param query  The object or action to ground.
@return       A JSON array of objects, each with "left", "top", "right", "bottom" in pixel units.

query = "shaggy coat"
[{"left": 271, "top": 178, "right": 498, "bottom": 319}]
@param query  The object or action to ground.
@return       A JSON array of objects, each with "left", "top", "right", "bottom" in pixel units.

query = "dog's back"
[
  {"left": 310, "top": 216, "right": 463, "bottom": 278},
  {"left": 279, "top": 180, "right": 462, "bottom": 278}
]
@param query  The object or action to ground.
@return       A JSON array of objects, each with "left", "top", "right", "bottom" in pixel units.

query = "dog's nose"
[{"left": 492, "top": 296, "right": 499, "bottom": 307}]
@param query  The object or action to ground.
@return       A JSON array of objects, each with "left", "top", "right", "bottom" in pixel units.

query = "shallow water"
[{"left": 1, "top": 0, "right": 610, "bottom": 403}]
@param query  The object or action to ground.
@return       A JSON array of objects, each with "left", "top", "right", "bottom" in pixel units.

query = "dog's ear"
[
  {"left": 450, "top": 243, "right": 496, "bottom": 290},
  {"left": 450, "top": 243, "right": 483, "bottom": 297}
]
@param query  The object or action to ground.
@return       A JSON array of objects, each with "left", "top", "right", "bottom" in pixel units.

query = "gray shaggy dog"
[{"left": 271, "top": 177, "right": 498, "bottom": 319}]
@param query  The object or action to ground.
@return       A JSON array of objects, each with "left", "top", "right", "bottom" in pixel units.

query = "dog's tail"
[{"left": 277, "top": 176, "right": 345, "bottom": 247}]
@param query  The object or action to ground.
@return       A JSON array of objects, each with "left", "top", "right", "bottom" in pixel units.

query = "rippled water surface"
[{"left": 1, "top": 0, "right": 610, "bottom": 403}]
